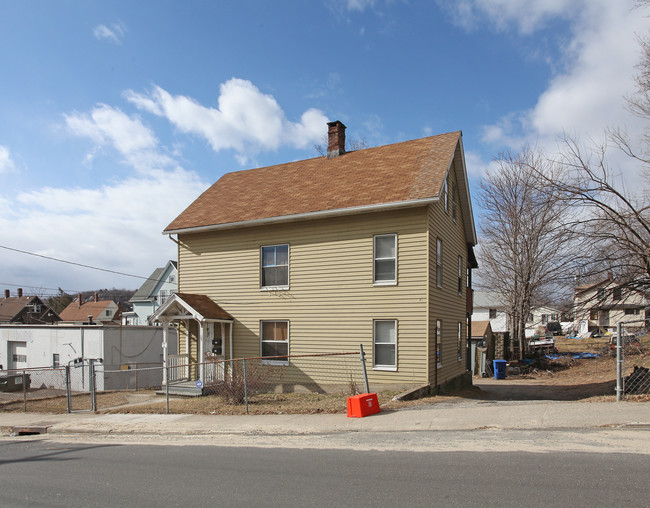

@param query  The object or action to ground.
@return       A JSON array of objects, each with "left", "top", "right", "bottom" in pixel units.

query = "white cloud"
[
  {"left": 455, "top": 0, "right": 650, "bottom": 183},
  {"left": 439, "top": 0, "right": 577, "bottom": 35},
  {"left": 93, "top": 22, "right": 126, "bottom": 44},
  {"left": 64, "top": 104, "right": 174, "bottom": 172},
  {"left": 125, "top": 78, "right": 329, "bottom": 164},
  {"left": 0, "top": 145, "right": 16, "bottom": 174},
  {"left": 1, "top": 166, "right": 207, "bottom": 291}
]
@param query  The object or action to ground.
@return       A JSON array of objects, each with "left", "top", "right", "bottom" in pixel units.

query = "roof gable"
[
  {"left": 165, "top": 131, "right": 475, "bottom": 242},
  {"left": 0, "top": 296, "right": 42, "bottom": 322}
]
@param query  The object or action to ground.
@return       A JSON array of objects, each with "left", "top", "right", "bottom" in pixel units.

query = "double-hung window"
[
  {"left": 458, "top": 255, "right": 463, "bottom": 296},
  {"left": 457, "top": 322, "right": 463, "bottom": 361},
  {"left": 261, "top": 244, "right": 289, "bottom": 289},
  {"left": 436, "top": 238, "right": 443, "bottom": 287},
  {"left": 374, "top": 234, "right": 397, "bottom": 285},
  {"left": 436, "top": 319, "right": 442, "bottom": 367},
  {"left": 451, "top": 182, "right": 457, "bottom": 222},
  {"left": 373, "top": 320, "right": 397, "bottom": 370},
  {"left": 260, "top": 321, "right": 289, "bottom": 364}
]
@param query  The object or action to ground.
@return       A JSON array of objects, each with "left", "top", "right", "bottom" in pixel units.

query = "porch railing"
[{"left": 168, "top": 354, "right": 190, "bottom": 382}]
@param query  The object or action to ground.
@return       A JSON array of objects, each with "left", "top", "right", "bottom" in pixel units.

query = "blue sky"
[{"left": 0, "top": 0, "right": 648, "bottom": 295}]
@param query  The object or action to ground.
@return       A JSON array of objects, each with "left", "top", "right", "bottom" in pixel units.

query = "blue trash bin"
[{"left": 493, "top": 359, "right": 507, "bottom": 380}]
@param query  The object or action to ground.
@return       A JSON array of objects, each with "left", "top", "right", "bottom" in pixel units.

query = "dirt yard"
[{"left": 1, "top": 337, "right": 647, "bottom": 414}]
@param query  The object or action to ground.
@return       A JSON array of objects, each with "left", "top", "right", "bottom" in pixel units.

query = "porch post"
[
  {"left": 184, "top": 320, "right": 190, "bottom": 380},
  {"left": 162, "top": 318, "right": 169, "bottom": 386},
  {"left": 199, "top": 321, "right": 205, "bottom": 382}
]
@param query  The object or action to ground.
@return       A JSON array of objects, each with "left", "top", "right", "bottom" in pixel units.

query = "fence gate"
[{"left": 65, "top": 359, "right": 98, "bottom": 413}]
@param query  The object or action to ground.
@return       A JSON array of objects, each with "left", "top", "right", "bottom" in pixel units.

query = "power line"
[
  {"left": 0, "top": 244, "right": 149, "bottom": 280},
  {"left": 0, "top": 282, "right": 83, "bottom": 294}
]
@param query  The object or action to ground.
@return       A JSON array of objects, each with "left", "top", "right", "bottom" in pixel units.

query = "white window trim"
[
  {"left": 436, "top": 319, "right": 442, "bottom": 369},
  {"left": 458, "top": 255, "right": 463, "bottom": 296},
  {"left": 457, "top": 321, "right": 463, "bottom": 362},
  {"left": 443, "top": 177, "right": 449, "bottom": 213},
  {"left": 260, "top": 244, "right": 290, "bottom": 291},
  {"left": 436, "top": 238, "right": 443, "bottom": 288},
  {"left": 373, "top": 233, "right": 398, "bottom": 286},
  {"left": 451, "top": 181, "right": 457, "bottom": 222},
  {"left": 373, "top": 319, "right": 398, "bottom": 371},
  {"left": 260, "top": 320, "right": 290, "bottom": 365}
]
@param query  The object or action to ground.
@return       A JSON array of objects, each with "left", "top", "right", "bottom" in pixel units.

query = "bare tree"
[{"left": 478, "top": 148, "right": 581, "bottom": 358}]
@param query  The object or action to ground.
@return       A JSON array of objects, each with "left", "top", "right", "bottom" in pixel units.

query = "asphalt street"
[{"left": 1, "top": 441, "right": 649, "bottom": 507}]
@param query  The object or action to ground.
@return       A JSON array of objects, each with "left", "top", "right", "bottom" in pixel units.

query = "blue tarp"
[{"left": 545, "top": 352, "right": 600, "bottom": 359}]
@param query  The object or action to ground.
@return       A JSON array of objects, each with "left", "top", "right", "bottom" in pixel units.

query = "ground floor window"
[
  {"left": 457, "top": 322, "right": 463, "bottom": 361},
  {"left": 436, "top": 319, "right": 442, "bottom": 368},
  {"left": 374, "top": 319, "right": 397, "bottom": 370},
  {"left": 260, "top": 321, "right": 289, "bottom": 364}
]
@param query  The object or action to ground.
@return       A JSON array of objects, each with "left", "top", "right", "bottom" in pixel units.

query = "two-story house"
[
  {"left": 58, "top": 293, "right": 122, "bottom": 325},
  {"left": 122, "top": 261, "right": 178, "bottom": 325},
  {"left": 574, "top": 274, "right": 647, "bottom": 336},
  {"left": 151, "top": 121, "right": 477, "bottom": 393},
  {"left": 0, "top": 288, "right": 60, "bottom": 325}
]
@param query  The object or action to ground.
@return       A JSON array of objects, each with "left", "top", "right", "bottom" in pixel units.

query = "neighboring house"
[
  {"left": 469, "top": 320, "right": 493, "bottom": 376},
  {"left": 58, "top": 294, "right": 122, "bottom": 325},
  {"left": 473, "top": 291, "right": 509, "bottom": 333},
  {"left": 574, "top": 274, "right": 647, "bottom": 335},
  {"left": 151, "top": 121, "right": 478, "bottom": 393},
  {"left": 0, "top": 288, "right": 60, "bottom": 325},
  {"left": 524, "top": 306, "right": 562, "bottom": 338},
  {"left": 122, "top": 261, "right": 178, "bottom": 325},
  {"left": 0, "top": 324, "right": 176, "bottom": 390}
]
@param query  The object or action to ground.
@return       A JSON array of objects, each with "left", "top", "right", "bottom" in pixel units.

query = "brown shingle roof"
[
  {"left": 175, "top": 293, "right": 233, "bottom": 321},
  {"left": 0, "top": 296, "right": 34, "bottom": 322},
  {"left": 165, "top": 131, "right": 461, "bottom": 232},
  {"left": 471, "top": 320, "right": 491, "bottom": 338},
  {"left": 59, "top": 300, "right": 114, "bottom": 322}
]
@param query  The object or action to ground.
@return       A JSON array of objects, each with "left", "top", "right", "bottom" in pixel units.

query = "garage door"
[{"left": 9, "top": 341, "right": 27, "bottom": 370}]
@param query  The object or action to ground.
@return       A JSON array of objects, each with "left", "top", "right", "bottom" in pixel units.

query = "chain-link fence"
[
  {"left": 616, "top": 323, "right": 650, "bottom": 400},
  {"left": 1, "top": 350, "right": 369, "bottom": 414},
  {"left": 0, "top": 367, "right": 67, "bottom": 411}
]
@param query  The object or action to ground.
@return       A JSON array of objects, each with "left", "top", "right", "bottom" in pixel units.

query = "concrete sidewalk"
[{"left": 1, "top": 400, "right": 649, "bottom": 437}]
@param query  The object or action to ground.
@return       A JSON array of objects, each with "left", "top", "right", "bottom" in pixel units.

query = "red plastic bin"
[{"left": 347, "top": 393, "right": 381, "bottom": 418}]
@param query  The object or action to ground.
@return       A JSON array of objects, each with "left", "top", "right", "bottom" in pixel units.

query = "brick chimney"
[
  {"left": 17, "top": 288, "right": 22, "bottom": 297},
  {"left": 78, "top": 293, "right": 83, "bottom": 308},
  {"left": 4, "top": 289, "right": 9, "bottom": 298},
  {"left": 94, "top": 293, "right": 99, "bottom": 303},
  {"left": 327, "top": 121, "right": 346, "bottom": 159}
]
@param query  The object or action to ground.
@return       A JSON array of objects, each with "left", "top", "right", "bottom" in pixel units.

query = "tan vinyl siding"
[
  {"left": 428, "top": 161, "right": 468, "bottom": 386},
  {"left": 178, "top": 207, "right": 429, "bottom": 386}
]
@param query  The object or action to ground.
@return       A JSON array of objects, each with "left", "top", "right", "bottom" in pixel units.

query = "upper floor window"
[
  {"left": 457, "top": 256, "right": 463, "bottom": 295},
  {"left": 169, "top": 275, "right": 175, "bottom": 284},
  {"left": 613, "top": 287, "right": 622, "bottom": 300},
  {"left": 261, "top": 244, "right": 289, "bottom": 289},
  {"left": 374, "top": 234, "right": 397, "bottom": 285},
  {"left": 443, "top": 178, "right": 449, "bottom": 212},
  {"left": 488, "top": 308, "right": 497, "bottom": 319},
  {"left": 451, "top": 182, "right": 457, "bottom": 222},
  {"left": 436, "top": 238, "right": 443, "bottom": 287}
]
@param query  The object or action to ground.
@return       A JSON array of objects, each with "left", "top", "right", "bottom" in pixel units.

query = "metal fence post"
[
  {"left": 65, "top": 365, "right": 72, "bottom": 413},
  {"left": 243, "top": 359, "right": 249, "bottom": 414},
  {"left": 359, "top": 344, "right": 370, "bottom": 394},
  {"left": 616, "top": 322, "right": 623, "bottom": 402},
  {"left": 166, "top": 364, "right": 170, "bottom": 415},
  {"left": 22, "top": 369, "right": 27, "bottom": 412},
  {"left": 89, "top": 359, "right": 96, "bottom": 413}
]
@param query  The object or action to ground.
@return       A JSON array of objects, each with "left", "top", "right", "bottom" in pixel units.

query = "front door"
[
  {"left": 203, "top": 323, "right": 225, "bottom": 383},
  {"left": 9, "top": 341, "right": 27, "bottom": 370}
]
